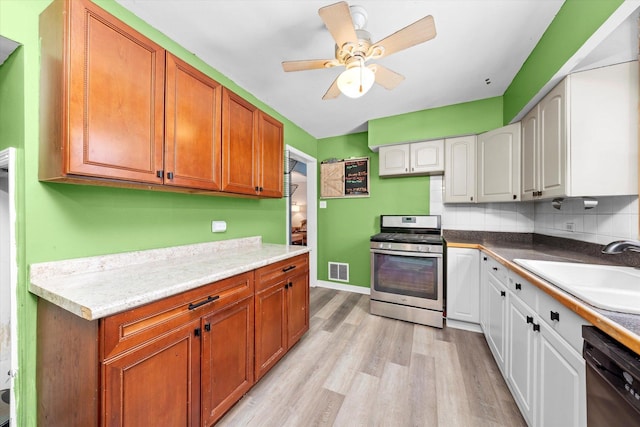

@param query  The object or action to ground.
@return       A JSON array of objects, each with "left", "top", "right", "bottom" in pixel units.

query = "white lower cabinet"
[
  {"left": 479, "top": 252, "right": 587, "bottom": 427},
  {"left": 537, "top": 320, "right": 586, "bottom": 427},
  {"left": 446, "top": 248, "right": 480, "bottom": 328},
  {"left": 485, "top": 268, "right": 508, "bottom": 375},
  {"left": 507, "top": 295, "right": 536, "bottom": 425}
]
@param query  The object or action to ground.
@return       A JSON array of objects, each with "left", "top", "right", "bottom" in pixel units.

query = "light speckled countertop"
[{"left": 29, "top": 237, "right": 309, "bottom": 320}]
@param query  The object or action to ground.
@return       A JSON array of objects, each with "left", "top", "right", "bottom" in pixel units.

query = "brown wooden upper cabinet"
[
  {"left": 39, "top": 0, "right": 283, "bottom": 198},
  {"left": 222, "top": 89, "right": 284, "bottom": 198},
  {"left": 165, "top": 53, "right": 222, "bottom": 191}
]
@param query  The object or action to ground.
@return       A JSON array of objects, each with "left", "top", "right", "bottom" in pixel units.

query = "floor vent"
[{"left": 328, "top": 262, "right": 349, "bottom": 282}]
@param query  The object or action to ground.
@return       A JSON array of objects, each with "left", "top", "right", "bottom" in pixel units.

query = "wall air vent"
[{"left": 328, "top": 262, "right": 349, "bottom": 282}]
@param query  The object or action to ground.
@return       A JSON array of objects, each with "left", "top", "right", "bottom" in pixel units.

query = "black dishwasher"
[{"left": 582, "top": 326, "right": 640, "bottom": 426}]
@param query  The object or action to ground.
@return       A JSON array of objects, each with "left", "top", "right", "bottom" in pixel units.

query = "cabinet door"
[
  {"left": 446, "top": 248, "right": 480, "bottom": 323},
  {"left": 201, "top": 297, "right": 254, "bottom": 426},
  {"left": 164, "top": 53, "right": 222, "bottom": 191},
  {"left": 64, "top": 0, "right": 165, "bottom": 183},
  {"left": 254, "top": 282, "right": 288, "bottom": 381},
  {"left": 521, "top": 105, "right": 539, "bottom": 201},
  {"left": 536, "top": 322, "right": 586, "bottom": 427},
  {"left": 507, "top": 295, "right": 536, "bottom": 426},
  {"left": 102, "top": 318, "right": 201, "bottom": 427},
  {"left": 444, "top": 136, "right": 476, "bottom": 203},
  {"left": 287, "top": 270, "right": 310, "bottom": 347},
  {"left": 539, "top": 79, "right": 566, "bottom": 198},
  {"left": 477, "top": 123, "right": 521, "bottom": 202},
  {"left": 379, "top": 145, "right": 410, "bottom": 176},
  {"left": 485, "top": 272, "right": 508, "bottom": 374},
  {"left": 256, "top": 111, "right": 284, "bottom": 198},
  {"left": 410, "top": 140, "right": 444, "bottom": 174},
  {"left": 222, "top": 88, "right": 259, "bottom": 195}
]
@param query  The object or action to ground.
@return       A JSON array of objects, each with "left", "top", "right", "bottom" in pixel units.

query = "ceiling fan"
[{"left": 282, "top": 1, "right": 436, "bottom": 100}]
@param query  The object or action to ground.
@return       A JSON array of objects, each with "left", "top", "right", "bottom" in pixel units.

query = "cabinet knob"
[
  {"left": 194, "top": 327, "right": 201, "bottom": 337},
  {"left": 483, "top": 257, "right": 487, "bottom": 261},
  {"left": 204, "top": 323, "right": 211, "bottom": 332},
  {"left": 289, "top": 281, "right": 293, "bottom": 288},
  {"left": 492, "top": 267, "right": 498, "bottom": 271},
  {"left": 470, "top": 196, "right": 474, "bottom": 201},
  {"left": 285, "top": 283, "right": 289, "bottom": 289},
  {"left": 550, "top": 311, "right": 560, "bottom": 322},
  {"left": 512, "top": 194, "right": 517, "bottom": 200},
  {"left": 532, "top": 323, "right": 540, "bottom": 332},
  {"left": 167, "top": 172, "right": 174, "bottom": 180},
  {"left": 537, "top": 191, "right": 543, "bottom": 197},
  {"left": 500, "top": 291, "right": 506, "bottom": 297},
  {"left": 156, "top": 170, "right": 164, "bottom": 178},
  {"left": 515, "top": 283, "right": 522, "bottom": 290},
  {"left": 526, "top": 316, "right": 533, "bottom": 324}
]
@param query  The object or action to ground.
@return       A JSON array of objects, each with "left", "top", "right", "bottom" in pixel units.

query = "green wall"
[
  {"left": 368, "top": 96, "right": 503, "bottom": 147},
  {"left": 320, "top": 99, "right": 503, "bottom": 288},
  {"left": 503, "top": 0, "right": 625, "bottom": 122}
]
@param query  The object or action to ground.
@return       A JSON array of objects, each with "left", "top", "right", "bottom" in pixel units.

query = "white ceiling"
[{"left": 115, "top": 0, "right": 636, "bottom": 140}]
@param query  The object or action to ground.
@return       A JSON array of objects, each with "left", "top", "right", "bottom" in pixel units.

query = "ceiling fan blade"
[
  {"left": 318, "top": 1, "right": 358, "bottom": 48},
  {"left": 370, "top": 64, "right": 405, "bottom": 90},
  {"left": 322, "top": 76, "right": 341, "bottom": 100},
  {"left": 373, "top": 15, "right": 436, "bottom": 58},
  {"left": 282, "top": 59, "right": 337, "bottom": 72}
]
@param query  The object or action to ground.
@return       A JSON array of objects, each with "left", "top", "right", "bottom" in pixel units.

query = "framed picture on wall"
[{"left": 320, "top": 157, "right": 370, "bottom": 198}]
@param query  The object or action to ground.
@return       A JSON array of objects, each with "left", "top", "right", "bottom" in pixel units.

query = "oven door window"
[{"left": 372, "top": 252, "right": 439, "bottom": 300}]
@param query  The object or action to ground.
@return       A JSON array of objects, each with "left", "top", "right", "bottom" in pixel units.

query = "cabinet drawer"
[
  {"left": 101, "top": 271, "right": 254, "bottom": 360},
  {"left": 485, "top": 255, "right": 508, "bottom": 284},
  {"left": 255, "top": 254, "right": 308, "bottom": 292},
  {"left": 508, "top": 272, "right": 538, "bottom": 311},
  {"left": 537, "top": 290, "right": 589, "bottom": 353}
]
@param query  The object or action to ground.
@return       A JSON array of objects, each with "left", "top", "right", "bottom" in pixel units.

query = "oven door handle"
[{"left": 370, "top": 249, "right": 443, "bottom": 258}]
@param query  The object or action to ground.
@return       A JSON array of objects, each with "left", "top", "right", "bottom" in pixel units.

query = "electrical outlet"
[
  {"left": 565, "top": 222, "right": 574, "bottom": 232},
  {"left": 211, "top": 221, "right": 227, "bottom": 233}
]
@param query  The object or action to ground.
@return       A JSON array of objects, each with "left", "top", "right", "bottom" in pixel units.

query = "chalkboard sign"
[
  {"left": 320, "top": 157, "right": 370, "bottom": 198},
  {"left": 344, "top": 159, "right": 369, "bottom": 195}
]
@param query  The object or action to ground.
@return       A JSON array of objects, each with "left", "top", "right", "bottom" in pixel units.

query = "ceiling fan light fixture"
[{"left": 337, "top": 63, "right": 375, "bottom": 98}]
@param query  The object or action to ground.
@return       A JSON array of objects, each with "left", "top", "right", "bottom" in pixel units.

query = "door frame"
[
  {"left": 285, "top": 145, "right": 317, "bottom": 287},
  {"left": 0, "top": 147, "right": 17, "bottom": 424}
]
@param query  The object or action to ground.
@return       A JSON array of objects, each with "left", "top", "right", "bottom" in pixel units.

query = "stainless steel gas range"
[{"left": 370, "top": 215, "right": 444, "bottom": 328}]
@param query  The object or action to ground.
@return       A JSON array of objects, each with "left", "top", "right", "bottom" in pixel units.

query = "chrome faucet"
[{"left": 602, "top": 240, "right": 640, "bottom": 254}]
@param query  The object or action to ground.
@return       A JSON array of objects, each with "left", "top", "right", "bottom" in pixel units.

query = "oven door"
[{"left": 370, "top": 248, "right": 443, "bottom": 311}]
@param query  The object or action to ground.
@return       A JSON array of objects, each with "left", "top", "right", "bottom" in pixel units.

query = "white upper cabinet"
[
  {"left": 477, "top": 122, "right": 521, "bottom": 203},
  {"left": 444, "top": 135, "right": 476, "bottom": 203},
  {"left": 379, "top": 139, "right": 444, "bottom": 177},
  {"left": 521, "top": 60, "right": 638, "bottom": 200}
]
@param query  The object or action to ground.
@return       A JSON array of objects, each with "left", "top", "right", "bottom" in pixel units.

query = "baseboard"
[
  {"left": 314, "top": 280, "right": 370, "bottom": 295},
  {"left": 445, "top": 318, "right": 482, "bottom": 333}
]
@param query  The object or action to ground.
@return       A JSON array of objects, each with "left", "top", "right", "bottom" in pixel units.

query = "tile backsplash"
[
  {"left": 533, "top": 195, "right": 638, "bottom": 245},
  {"left": 429, "top": 176, "right": 534, "bottom": 232},
  {"left": 430, "top": 176, "right": 639, "bottom": 244}
]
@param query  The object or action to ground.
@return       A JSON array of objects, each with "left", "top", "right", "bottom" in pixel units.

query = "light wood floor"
[{"left": 218, "top": 287, "right": 526, "bottom": 427}]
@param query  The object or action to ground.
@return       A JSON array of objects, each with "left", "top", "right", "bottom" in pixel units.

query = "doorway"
[
  {"left": 0, "top": 148, "right": 16, "bottom": 426},
  {"left": 285, "top": 146, "right": 317, "bottom": 287}
]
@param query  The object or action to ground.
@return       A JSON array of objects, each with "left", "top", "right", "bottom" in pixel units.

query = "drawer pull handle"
[
  {"left": 204, "top": 323, "right": 211, "bottom": 332},
  {"left": 526, "top": 316, "right": 533, "bottom": 324},
  {"left": 550, "top": 311, "right": 560, "bottom": 322},
  {"left": 515, "top": 283, "right": 522, "bottom": 290},
  {"left": 500, "top": 291, "right": 506, "bottom": 297},
  {"left": 282, "top": 265, "right": 296, "bottom": 273},
  {"left": 532, "top": 323, "right": 540, "bottom": 332},
  {"left": 492, "top": 267, "right": 498, "bottom": 271},
  {"left": 188, "top": 295, "right": 219, "bottom": 310}
]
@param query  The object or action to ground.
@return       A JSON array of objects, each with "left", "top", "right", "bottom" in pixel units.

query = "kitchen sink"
[{"left": 513, "top": 259, "right": 640, "bottom": 315}]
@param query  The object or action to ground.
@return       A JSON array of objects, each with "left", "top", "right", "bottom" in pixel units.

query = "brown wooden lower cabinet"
[
  {"left": 36, "top": 253, "right": 308, "bottom": 427},
  {"left": 255, "top": 254, "right": 310, "bottom": 380},
  {"left": 102, "top": 318, "right": 202, "bottom": 426}
]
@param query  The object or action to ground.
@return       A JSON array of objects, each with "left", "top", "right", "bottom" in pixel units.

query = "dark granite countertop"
[{"left": 444, "top": 230, "right": 640, "bottom": 355}]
